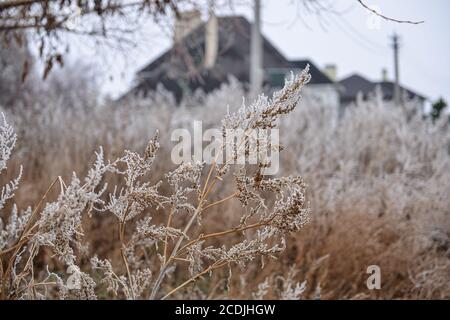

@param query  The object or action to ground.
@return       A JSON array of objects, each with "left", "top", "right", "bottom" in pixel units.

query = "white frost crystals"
[
  {"left": 0, "top": 114, "right": 25, "bottom": 252},
  {"left": 0, "top": 67, "right": 311, "bottom": 300}
]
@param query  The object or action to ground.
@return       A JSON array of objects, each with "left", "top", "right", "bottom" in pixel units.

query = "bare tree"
[
  {"left": 0, "top": 0, "right": 197, "bottom": 78},
  {"left": 0, "top": 0, "right": 185, "bottom": 32},
  {"left": 0, "top": 0, "right": 423, "bottom": 81}
]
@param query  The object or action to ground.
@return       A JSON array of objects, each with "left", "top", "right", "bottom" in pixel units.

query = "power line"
[{"left": 327, "top": 13, "right": 386, "bottom": 56}]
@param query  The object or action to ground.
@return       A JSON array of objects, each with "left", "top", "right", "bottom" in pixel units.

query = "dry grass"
[{"left": 0, "top": 71, "right": 449, "bottom": 299}]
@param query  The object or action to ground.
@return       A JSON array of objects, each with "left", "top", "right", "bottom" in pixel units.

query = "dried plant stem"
[
  {"left": 150, "top": 203, "right": 203, "bottom": 299},
  {"left": 150, "top": 214, "right": 275, "bottom": 298},
  {"left": 10, "top": 242, "right": 38, "bottom": 299},
  {"left": 0, "top": 69, "right": 317, "bottom": 299},
  {"left": 1, "top": 177, "right": 59, "bottom": 298},
  {"left": 119, "top": 221, "right": 135, "bottom": 299},
  {"left": 177, "top": 219, "right": 272, "bottom": 256},
  {"left": 161, "top": 260, "right": 228, "bottom": 300},
  {"left": 201, "top": 159, "right": 217, "bottom": 199},
  {"left": 0, "top": 237, "right": 28, "bottom": 257},
  {"left": 14, "top": 280, "right": 57, "bottom": 299},
  {"left": 0, "top": 176, "right": 59, "bottom": 257},
  {"left": 202, "top": 192, "right": 237, "bottom": 212},
  {"left": 202, "top": 176, "right": 220, "bottom": 201},
  {"left": 151, "top": 131, "right": 263, "bottom": 299},
  {"left": 163, "top": 208, "right": 174, "bottom": 263},
  {"left": 150, "top": 160, "right": 220, "bottom": 299}
]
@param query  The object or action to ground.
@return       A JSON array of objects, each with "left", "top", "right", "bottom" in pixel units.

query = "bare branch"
[{"left": 357, "top": 0, "right": 424, "bottom": 24}]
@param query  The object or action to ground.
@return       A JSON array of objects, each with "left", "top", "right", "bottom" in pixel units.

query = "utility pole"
[
  {"left": 391, "top": 33, "right": 401, "bottom": 105},
  {"left": 250, "top": 0, "right": 263, "bottom": 96},
  {"left": 204, "top": 1, "right": 218, "bottom": 69}
]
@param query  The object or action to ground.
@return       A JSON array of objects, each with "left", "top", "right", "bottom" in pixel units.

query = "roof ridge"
[{"left": 340, "top": 73, "right": 374, "bottom": 83}]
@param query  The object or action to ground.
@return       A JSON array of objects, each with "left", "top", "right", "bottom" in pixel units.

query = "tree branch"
[{"left": 357, "top": 0, "right": 424, "bottom": 24}]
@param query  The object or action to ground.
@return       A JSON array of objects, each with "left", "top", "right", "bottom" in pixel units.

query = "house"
[
  {"left": 127, "top": 12, "right": 425, "bottom": 112},
  {"left": 129, "top": 13, "right": 339, "bottom": 107},
  {"left": 339, "top": 73, "right": 426, "bottom": 110}
]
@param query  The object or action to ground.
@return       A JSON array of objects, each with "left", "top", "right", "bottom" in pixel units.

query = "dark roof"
[
  {"left": 130, "top": 16, "right": 332, "bottom": 101},
  {"left": 339, "top": 73, "right": 426, "bottom": 103},
  {"left": 377, "top": 81, "right": 426, "bottom": 101},
  {"left": 339, "top": 74, "right": 376, "bottom": 102}
]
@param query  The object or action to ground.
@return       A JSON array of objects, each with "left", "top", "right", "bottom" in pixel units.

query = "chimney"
[
  {"left": 204, "top": 10, "right": 218, "bottom": 69},
  {"left": 174, "top": 10, "right": 202, "bottom": 43},
  {"left": 381, "top": 68, "right": 388, "bottom": 81},
  {"left": 324, "top": 64, "right": 337, "bottom": 81}
]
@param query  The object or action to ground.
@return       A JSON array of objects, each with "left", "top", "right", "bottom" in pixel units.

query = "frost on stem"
[
  {"left": 91, "top": 256, "right": 152, "bottom": 299},
  {"left": 0, "top": 66, "right": 312, "bottom": 300},
  {"left": 166, "top": 160, "right": 204, "bottom": 215},
  {"left": 222, "top": 66, "right": 311, "bottom": 131},
  {"left": 0, "top": 205, "right": 31, "bottom": 251},
  {"left": 0, "top": 113, "right": 16, "bottom": 174},
  {"left": 252, "top": 266, "right": 307, "bottom": 300},
  {"left": 277, "top": 266, "right": 307, "bottom": 300},
  {"left": 32, "top": 148, "right": 115, "bottom": 265},
  {"left": 0, "top": 113, "right": 22, "bottom": 212},
  {"left": 0, "top": 133, "right": 116, "bottom": 298},
  {"left": 153, "top": 67, "right": 312, "bottom": 299},
  {"left": 102, "top": 132, "right": 168, "bottom": 222}
]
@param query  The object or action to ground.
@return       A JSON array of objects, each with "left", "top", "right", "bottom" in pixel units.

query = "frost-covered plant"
[
  {"left": 1, "top": 59, "right": 448, "bottom": 299},
  {"left": 0, "top": 68, "right": 311, "bottom": 300},
  {"left": 0, "top": 114, "right": 22, "bottom": 213},
  {"left": 252, "top": 266, "right": 307, "bottom": 300},
  {"left": 276, "top": 92, "right": 450, "bottom": 299}
]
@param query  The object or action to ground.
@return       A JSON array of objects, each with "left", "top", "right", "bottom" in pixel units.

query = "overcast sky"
[{"left": 94, "top": 0, "right": 450, "bottom": 104}]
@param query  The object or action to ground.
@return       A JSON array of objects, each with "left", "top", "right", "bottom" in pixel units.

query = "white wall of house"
[{"left": 302, "top": 84, "right": 340, "bottom": 109}]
